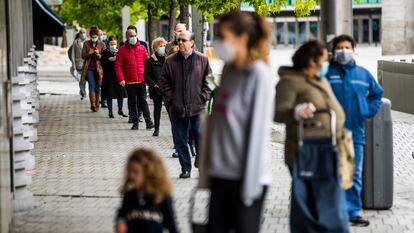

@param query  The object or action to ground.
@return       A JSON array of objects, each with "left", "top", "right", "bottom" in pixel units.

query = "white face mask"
[
  {"left": 334, "top": 48, "right": 354, "bottom": 65},
  {"left": 212, "top": 40, "right": 236, "bottom": 63}
]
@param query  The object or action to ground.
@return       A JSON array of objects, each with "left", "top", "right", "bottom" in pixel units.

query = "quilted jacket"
[{"left": 115, "top": 41, "right": 149, "bottom": 84}]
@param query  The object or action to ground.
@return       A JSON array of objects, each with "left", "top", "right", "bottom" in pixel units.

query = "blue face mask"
[
  {"left": 157, "top": 46, "right": 166, "bottom": 56},
  {"left": 91, "top": 37, "right": 98, "bottom": 43},
  {"left": 317, "top": 61, "right": 330, "bottom": 78},
  {"left": 99, "top": 35, "right": 107, "bottom": 41},
  {"left": 175, "top": 33, "right": 180, "bottom": 40},
  {"left": 79, "top": 33, "right": 86, "bottom": 40},
  {"left": 128, "top": 36, "right": 137, "bottom": 45},
  {"left": 109, "top": 44, "right": 117, "bottom": 51}
]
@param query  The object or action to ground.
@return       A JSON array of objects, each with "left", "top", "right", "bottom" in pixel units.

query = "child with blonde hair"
[{"left": 115, "top": 148, "right": 178, "bottom": 233}]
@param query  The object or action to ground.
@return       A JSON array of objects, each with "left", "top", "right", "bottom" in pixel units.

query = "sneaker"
[
  {"left": 172, "top": 152, "right": 179, "bottom": 158},
  {"left": 109, "top": 111, "right": 114, "bottom": 118},
  {"left": 179, "top": 171, "right": 191, "bottom": 179},
  {"left": 131, "top": 122, "right": 139, "bottom": 130},
  {"left": 152, "top": 129, "right": 159, "bottom": 137},
  {"left": 350, "top": 216, "right": 370, "bottom": 227}
]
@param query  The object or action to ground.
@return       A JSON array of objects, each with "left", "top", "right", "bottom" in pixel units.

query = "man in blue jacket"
[{"left": 326, "top": 35, "right": 383, "bottom": 227}]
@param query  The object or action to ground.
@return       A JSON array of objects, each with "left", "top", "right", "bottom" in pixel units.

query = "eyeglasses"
[{"left": 177, "top": 38, "right": 190, "bottom": 42}]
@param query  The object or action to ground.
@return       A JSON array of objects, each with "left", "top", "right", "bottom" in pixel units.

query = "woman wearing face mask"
[
  {"left": 80, "top": 26, "right": 106, "bottom": 112},
  {"left": 101, "top": 36, "right": 128, "bottom": 118},
  {"left": 198, "top": 11, "right": 275, "bottom": 233},
  {"left": 275, "top": 40, "right": 349, "bottom": 233},
  {"left": 144, "top": 37, "right": 167, "bottom": 136}
]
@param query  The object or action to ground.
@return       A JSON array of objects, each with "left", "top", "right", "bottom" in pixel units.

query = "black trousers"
[
  {"left": 152, "top": 98, "right": 163, "bottom": 130},
  {"left": 125, "top": 83, "right": 152, "bottom": 123},
  {"left": 208, "top": 178, "right": 267, "bottom": 233}
]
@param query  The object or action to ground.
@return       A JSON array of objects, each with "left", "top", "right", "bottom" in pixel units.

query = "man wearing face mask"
[
  {"left": 159, "top": 30, "right": 211, "bottom": 179},
  {"left": 326, "top": 35, "right": 383, "bottom": 227},
  {"left": 165, "top": 23, "right": 187, "bottom": 57},
  {"left": 115, "top": 29, "right": 154, "bottom": 130}
]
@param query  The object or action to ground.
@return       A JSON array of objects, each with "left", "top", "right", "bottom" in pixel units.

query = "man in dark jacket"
[
  {"left": 326, "top": 35, "right": 383, "bottom": 227},
  {"left": 159, "top": 31, "right": 211, "bottom": 179}
]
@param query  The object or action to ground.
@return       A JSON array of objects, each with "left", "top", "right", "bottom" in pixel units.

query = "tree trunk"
[
  {"left": 147, "top": 4, "right": 157, "bottom": 54},
  {"left": 238, "top": 0, "right": 242, "bottom": 9},
  {"left": 169, "top": 0, "right": 177, "bottom": 41},
  {"left": 179, "top": 4, "right": 189, "bottom": 27}
]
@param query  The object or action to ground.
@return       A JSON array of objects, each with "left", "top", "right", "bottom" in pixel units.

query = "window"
[
  {"left": 362, "top": 19, "right": 369, "bottom": 43},
  {"left": 353, "top": 19, "right": 359, "bottom": 43},
  {"left": 299, "top": 22, "right": 306, "bottom": 44},
  {"left": 287, "top": 22, "right": 296, "bottom": 44},
  {"left": 276, "top": 22, "right": 285, "bottom": 44},
  {"left": 309, "top": 21, "right": 317, "bottom": 39}
]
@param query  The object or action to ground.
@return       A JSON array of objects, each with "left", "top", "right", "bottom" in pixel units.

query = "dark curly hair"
[{"left": 89, "top": 26, "right": 99, "bottom": 37}]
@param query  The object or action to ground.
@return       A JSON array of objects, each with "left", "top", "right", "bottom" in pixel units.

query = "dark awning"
[{"left": 33, "top": 0, "right": 65, "bottom": 50}]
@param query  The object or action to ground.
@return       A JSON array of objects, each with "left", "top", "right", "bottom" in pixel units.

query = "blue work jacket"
[{"left": 326, "top": 59, "right": 383, "bottom": 144}]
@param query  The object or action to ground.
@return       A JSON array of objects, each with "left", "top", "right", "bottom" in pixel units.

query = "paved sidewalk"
[{"left": 9, "top": 92, "right": 414, "bottom": 233}]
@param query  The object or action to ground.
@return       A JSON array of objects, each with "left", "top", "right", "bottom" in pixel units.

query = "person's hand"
[
  {"left": 94, "top": 49, "right": 99, "bottom": 54},
  {"left": 109, "top": 56, "right": 116, "bottom": 61},
  {"left": 115, "top": 222, "right": 127, "bottom": 233},
  {"left": 119, "top": 80, "right": 126, "bottom": 87},
  {"left": 294, "top": 103, "right": 316, "bottom": 120}
]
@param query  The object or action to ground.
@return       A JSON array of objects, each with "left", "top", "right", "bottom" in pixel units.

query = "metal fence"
[{"left": 378, "top": 60, "right": 414, "bottom": 114}]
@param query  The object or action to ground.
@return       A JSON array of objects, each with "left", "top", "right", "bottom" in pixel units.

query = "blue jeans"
[
  {"left": 171, "top": 114, "right": 201, "bottom": 172},
  {"left": 107, "top": 98, "right": 124, "bottom": 112},
  {"left": 345, "top": 143, "right": 364, "bottom": 219},
  {"left": 86, "top": 69, "right": 100, "bottom": 93}
]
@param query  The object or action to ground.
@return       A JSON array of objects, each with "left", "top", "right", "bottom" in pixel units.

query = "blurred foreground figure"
[
  {"left": 275, "top": 40, "right": 349, "bottom": 233},
  {"left": 199, "top": 11, "right": 275, "bottom": 233},
  {"left": 327, "top": 35, "right": 383, "bottom": 227},
  {"left": 115, "top": 148, "right": 178, "bottom": 233}
]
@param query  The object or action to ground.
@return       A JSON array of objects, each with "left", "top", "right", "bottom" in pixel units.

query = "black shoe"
[
  {"left": 172, "top": 152, "right": 179, "bottom": 158},
  {"left": 179, "top": 171, "right": 191, "bottom": 179},
  {"left": 109, "top": 111, "right": 114, "bottom": 118},
  {"left": 350, "top": 216, "right": 370, "bottom": 227},
  {"left": 152, "top": 129, "right": 159, "bottom": 137},
  {"left": 146, "top": 122, "right": 155, "bottom": 130},
  {"left": 138, "top": 116, "right": 144, "bottom": 123},
  {"left": 194, "top": 157, "right": 199, "bottom": 169},
  {"left": 101, "top": 103, "right": 107, "bottom": 108},
  {"left": 131, "top": 122, "right": 139, "bottom": 130},
  {"left": 118, "top": 110, "right": 132, "bottom": 118}
]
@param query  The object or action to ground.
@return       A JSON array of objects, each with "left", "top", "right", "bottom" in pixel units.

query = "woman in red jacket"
[{"left": 115, "top": 29, "right": 154, "bottom": 130}]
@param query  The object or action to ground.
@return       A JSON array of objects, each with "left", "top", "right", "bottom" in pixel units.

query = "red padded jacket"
[{"left": 115, "top": 42, "right": 149, "bottom": 84}]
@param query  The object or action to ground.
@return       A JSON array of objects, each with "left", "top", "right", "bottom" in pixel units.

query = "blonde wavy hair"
[{"left": 120, "top": 148, "right": 172, "bottom": 204}]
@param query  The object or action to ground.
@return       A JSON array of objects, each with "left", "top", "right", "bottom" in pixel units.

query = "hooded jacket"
[
  {"left": 326, "top": 59, "right": 383, "bottom": 144},
  {"left": 275, "top": 67, "right": 346, "bottom": 167},
  {"left": 115, "top": 41, "right": 149, "bottom": 84}
]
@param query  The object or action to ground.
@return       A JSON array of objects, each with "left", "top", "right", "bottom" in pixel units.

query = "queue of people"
[{"left": 68, "top": 9, "right": 383, "bottom": 233}]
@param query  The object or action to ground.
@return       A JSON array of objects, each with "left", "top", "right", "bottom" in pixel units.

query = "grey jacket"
[
  {"left": 199, "top": 61, "right": 276, "bottom": 206},
  {"left": 71, "top": 38, "right": 84, "bottom": 70}
]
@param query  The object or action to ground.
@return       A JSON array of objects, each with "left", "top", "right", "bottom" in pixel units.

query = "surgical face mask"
[
  {"left": 91, "top": 37, "right": 98, "bottom": 43},
  {"left": 317, "top": 61, "right": 330, "bottom": 78},
  {"left": 157, "top": 46, "right": 166, "bottom": 57},
  {"left": 99, "top": 35, "right": 107, "bottom": 41},
  {"left": 109, "top": 44, "right": 117, "bottom": 51},
  {"left": 335, "top": 48, "right": 354, "bottom": 65},
  {"left": 212, "top": 40, "right": 236, "bottom": 63},
  {"left": 128, "top": 36, "right": 137, "bottom": 45},
  {"left": 175, "top": 33, "right": 180, "bottom": 40},
  {"left": 79, "top": 33, "right": 86, "bottom": 40}
]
